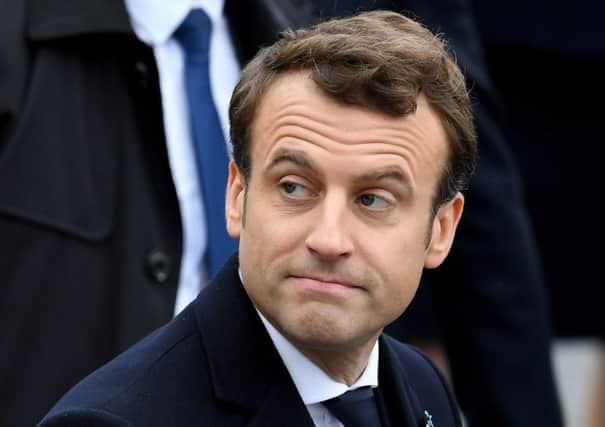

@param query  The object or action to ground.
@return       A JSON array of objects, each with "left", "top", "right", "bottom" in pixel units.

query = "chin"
[{"left": 283, "top": 311, "right": 368, "bottom": 351}]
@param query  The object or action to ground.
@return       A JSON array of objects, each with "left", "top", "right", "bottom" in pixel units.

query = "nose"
[{"left": 305, "top": 194, "right": 354, "bottom": 260}]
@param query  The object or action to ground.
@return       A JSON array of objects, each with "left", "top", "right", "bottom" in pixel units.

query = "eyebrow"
[
  {"left": 354, "top": 166, "right": 414, "bottom": 192},
  {"left": 265, "top": 149, "right": 317, "bottom": 173},
  {"left": 265, "top": 148, "right": 413, "bottom": 192}
]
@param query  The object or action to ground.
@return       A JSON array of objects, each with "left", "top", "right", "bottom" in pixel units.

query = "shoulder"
[
  {"left": 384, "top": 334, "right": 451, "bottom": 388},
  {"left": 39, "top": 305, "right": 210, "bottom": 426},
  {"left": 381, "top": 334, "right": 462, "bottom": 426}
]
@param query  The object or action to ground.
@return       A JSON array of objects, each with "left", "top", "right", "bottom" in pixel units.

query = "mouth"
[{"left": 288, "top": 274, "right": 363, "bottom": 292}]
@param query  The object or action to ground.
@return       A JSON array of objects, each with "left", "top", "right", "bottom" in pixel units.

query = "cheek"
[
  {"left": 239, "top": 192, "right": 306, "bottom": 272},
  {"left": 361, "top": 220, "right": 428, "bottom": 265},
  {"left": 250, "top": 205, "right": 309, "bottom": 252},
  {"left": 377, "top": 263, "right": 424, "bottom": 324},
  {"left": 384, "top": 256, "right": 423, "bottom": 297},
  {"left": 361, "top": 227, "right": 427, "bottom": 305},
  {"left": 244, "top": 209, "right": 300, "bottom": 251}
]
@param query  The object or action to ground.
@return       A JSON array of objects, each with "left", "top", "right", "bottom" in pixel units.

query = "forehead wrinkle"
[
  {"left": 258, "top": 79, "right": 440, "bottom": 151},
  {"left": 260, "top": 92, "right": 406, "bottom": 143},
  {"left": 265, "top": 109, "right": 430, "bottom": 158},
  {"left": 262, "top": 120, "right": 434, "bottom": 189},
  {"left": 264, "top": 107, "right": 354, "bottom": 151},
  {"left": 253, "top": 76, "right": 446, "bottom": 186}
]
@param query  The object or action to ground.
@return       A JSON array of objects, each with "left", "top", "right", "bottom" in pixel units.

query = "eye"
[
  {"left": 280, "top": 181, "right": 309, "bottom": 198},
  {"left": 358, "top": 193, "right": 390, "bottom": 209}
]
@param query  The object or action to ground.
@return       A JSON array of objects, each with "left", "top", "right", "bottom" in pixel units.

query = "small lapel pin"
[{"left": 424, "top": 410, "right": 434, "bottom": 427}]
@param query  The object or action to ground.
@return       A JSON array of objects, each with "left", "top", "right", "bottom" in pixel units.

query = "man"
[{"left": 40, "top": 11, "right": 475, "bottom": 426}]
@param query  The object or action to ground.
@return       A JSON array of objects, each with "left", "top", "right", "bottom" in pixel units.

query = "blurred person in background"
[{"left": 472, "top": 0, "right": 605, "bottom": 425}]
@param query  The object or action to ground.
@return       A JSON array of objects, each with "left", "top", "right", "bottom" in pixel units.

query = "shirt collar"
[
  {"left": 237, "top": 269, "right": 379, "bottom": 405},
  {"left": 124, "top": 0, "right": 225, "bottom": 45}
]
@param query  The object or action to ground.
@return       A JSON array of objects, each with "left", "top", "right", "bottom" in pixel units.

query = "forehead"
[{"left": 249, "top": 72, "right": 448, "bottom": 183}]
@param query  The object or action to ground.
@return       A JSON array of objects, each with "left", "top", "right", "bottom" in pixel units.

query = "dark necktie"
[
  {"left": 174, "top": 9, "right": 236, "bottom": 279},
  {"left": 323, "top": 386, "right": 383, "bottom": 427}
]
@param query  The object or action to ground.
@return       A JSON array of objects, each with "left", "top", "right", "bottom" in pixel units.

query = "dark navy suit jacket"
[{"left": 39, "top": 255, "right": 462, "bottom": 426}]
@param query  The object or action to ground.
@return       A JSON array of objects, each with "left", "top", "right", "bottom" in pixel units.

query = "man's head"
[
  {"left": 225, "top": 11, "right": 477, "bottom": 377},
  {"left": 230, "top": 10, "right": 476, "bottom": 213}
]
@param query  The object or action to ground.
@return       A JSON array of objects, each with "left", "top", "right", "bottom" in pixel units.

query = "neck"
[{"left": 295, "top": 334, "right": 380, "bottom": 386}]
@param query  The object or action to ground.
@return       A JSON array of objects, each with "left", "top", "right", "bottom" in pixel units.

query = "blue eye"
[
  {"left": 281, "top": 182, "right": 308, "bottom": 197},
  {"left": 359, "top": 194, "right": 390, "bottom": 209}
]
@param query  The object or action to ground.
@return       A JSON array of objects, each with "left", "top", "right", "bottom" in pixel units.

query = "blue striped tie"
[{"left": 174, "top": 9, "right": 237, "bottom": 279}]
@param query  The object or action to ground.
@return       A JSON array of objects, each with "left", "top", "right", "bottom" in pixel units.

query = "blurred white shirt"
[{"left": 124, "top": 0, "right": 240, "bottom": 315}]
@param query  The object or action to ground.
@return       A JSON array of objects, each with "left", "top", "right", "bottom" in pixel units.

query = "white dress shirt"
[
  {"left": 124, "top": 0, "right": 240, "bottom": 315},
  {"left": 257, "top": 307, "right": 380, "bottom": 427}
]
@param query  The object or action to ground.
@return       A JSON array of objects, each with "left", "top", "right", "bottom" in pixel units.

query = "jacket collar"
[
  {"left": 378, "top": 335, "right": 426, "bottom": 427},
  {"left": 193, "top": 254, "right": 315, "bottom": 427}
]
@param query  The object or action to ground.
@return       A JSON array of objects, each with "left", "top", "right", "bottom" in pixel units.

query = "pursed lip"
[{"left": 288, "top": 274, "right": 363, "bottom": 291}]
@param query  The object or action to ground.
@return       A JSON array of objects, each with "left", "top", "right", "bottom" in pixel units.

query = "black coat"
[{"left": 38, "top": 255, "right": 462, "bottom": 427}]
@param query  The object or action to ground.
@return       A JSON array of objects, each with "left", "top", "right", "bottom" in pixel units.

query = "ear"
[
  {"left": 424, "top": 192, "right": 464, "bottom": 269},
  {"left": 225, "top": 161, "right": 245, "bottom": 238}
]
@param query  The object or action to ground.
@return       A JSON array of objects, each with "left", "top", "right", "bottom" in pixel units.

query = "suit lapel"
[
  {"left": 194, "top": 255, "right": 314, "bottom": 427},
  {"left": 246, "top": 379, "right": 315, "bottom": 427},
  {"left": 378, "top": 336, "right": 425, "bottom": 427}
]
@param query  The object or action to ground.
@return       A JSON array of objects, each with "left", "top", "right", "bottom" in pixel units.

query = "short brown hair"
[{"left": 229, "top": 10, "right": 477, "bottom": 210}]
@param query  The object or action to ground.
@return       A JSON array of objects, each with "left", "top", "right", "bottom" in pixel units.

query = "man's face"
[{"left": 226, "top": 72, "right": 463, "bottom": 357}]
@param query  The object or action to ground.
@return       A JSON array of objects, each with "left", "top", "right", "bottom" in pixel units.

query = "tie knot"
[
  {"left": 174, "top": 9, "right": 212, "bottom": 55},
  {"left": 323, "top": 386, "right": 382, "bottom": 427}
]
